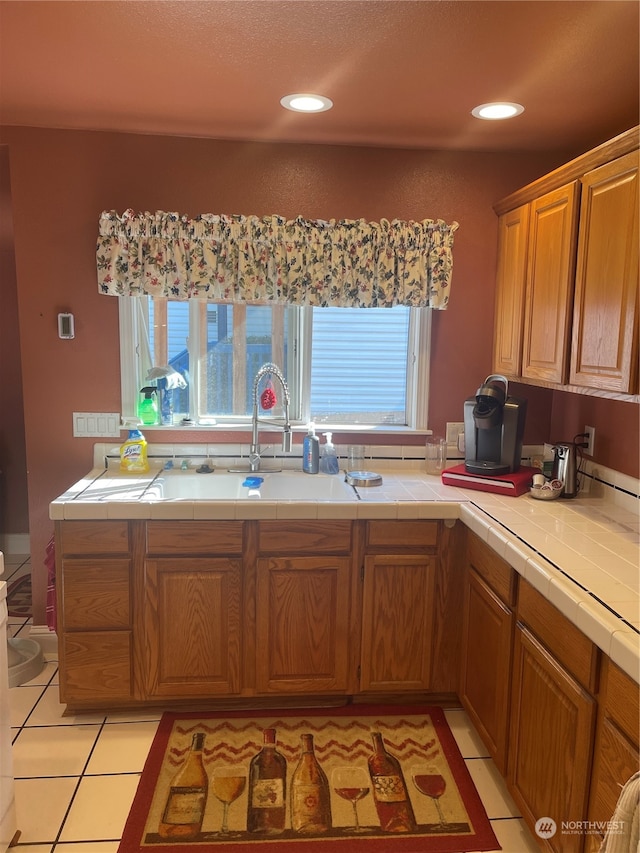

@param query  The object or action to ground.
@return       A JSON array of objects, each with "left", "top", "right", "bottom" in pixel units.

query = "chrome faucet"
[{"left": 248, "top": 363, "right": 292, "bottom": 472}]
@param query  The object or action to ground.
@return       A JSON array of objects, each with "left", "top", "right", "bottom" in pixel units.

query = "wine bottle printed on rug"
[{"left": 126, "top": 707, "right": 500, "bottom": 852}]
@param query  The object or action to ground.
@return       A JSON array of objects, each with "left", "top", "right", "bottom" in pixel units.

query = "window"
[{"left": 119, "top": 298, "right": 430, "bottom": 429}]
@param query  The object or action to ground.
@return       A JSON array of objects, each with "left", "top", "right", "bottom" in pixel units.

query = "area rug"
[
  {"left": 6, "top": 574, "right": 31, "bottom": 618},
  {"left": 118, "top": 705, "right": 500, "bottom": 853}
]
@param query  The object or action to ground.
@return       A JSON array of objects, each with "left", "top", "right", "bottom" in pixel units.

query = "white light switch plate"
[
  {"left": 445, "top": 422, "right": 464, "bottom": 446},
  {"left": 73, "top": 412, "right": 121, "bottom": 437}
]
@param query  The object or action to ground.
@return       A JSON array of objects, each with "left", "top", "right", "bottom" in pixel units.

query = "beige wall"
[{"left": 0, "top": 126, "right": 637, "bottom": 625}]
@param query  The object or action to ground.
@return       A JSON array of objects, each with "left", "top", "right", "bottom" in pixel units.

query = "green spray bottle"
[{"left": 138, "top": 386, "right": 159, "bottom": 425}]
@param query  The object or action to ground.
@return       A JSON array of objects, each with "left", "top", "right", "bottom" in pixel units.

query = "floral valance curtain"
[{"left": 97, "top": 209, "right": 459, "bottom": 309}]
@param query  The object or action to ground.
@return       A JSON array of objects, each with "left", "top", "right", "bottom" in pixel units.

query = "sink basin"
[{"left": 145, "top": 470, "right": 357, "bottom": 502}]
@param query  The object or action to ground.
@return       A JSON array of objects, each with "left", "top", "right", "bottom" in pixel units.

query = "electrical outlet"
[{"left": 583, "top": 425, "right": 595, "bottom": 456}]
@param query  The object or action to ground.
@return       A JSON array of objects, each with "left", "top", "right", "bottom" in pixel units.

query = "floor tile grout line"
[
  {"left": 49, "top": 716, "right": 110, "bottom": 848},
  {"left": 9, "top": 664, "right": 64, "bottom": 744},
  {"left": 10, "top": 684, "right": 50, "bottom": 745}
]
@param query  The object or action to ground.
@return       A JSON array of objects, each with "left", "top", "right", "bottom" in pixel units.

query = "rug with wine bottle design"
[{"left": 118, "top": 705, "right": 500, "bottom": 853}]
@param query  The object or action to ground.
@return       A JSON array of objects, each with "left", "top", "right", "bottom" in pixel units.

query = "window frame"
[{"left": 118, "top": 297, "right": 431, "bottom": 431}]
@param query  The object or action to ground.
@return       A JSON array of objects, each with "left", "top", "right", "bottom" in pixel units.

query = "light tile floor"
[{"left": 3, "top": 553, "right": 540, "bottom": 852}]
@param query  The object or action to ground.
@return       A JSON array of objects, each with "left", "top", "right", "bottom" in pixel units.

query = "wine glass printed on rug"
[{"left": 126, "top": 706, "right": 499, "bottom": 852}]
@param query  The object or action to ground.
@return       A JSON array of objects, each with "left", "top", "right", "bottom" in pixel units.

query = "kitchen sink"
[{"left": 145, "top": 470, "right": 358, "bottom": 502}]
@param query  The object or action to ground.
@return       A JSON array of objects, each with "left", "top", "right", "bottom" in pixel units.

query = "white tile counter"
[{"left": 50, "top": 460, "right": 639, "bottom": 684}]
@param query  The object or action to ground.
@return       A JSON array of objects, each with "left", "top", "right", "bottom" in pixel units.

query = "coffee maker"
[{"left": 464, "top": 374, "right": 527, "bottom": 476}]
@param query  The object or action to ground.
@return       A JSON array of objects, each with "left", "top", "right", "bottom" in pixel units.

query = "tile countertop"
[{"left": 50, "top": 464, "right": 640, "bottom": 684}]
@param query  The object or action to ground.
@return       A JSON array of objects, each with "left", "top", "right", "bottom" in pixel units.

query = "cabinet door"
[
  {"left": 360, "top": 554, "right": 435, "bottom": 693},
  {"left": 587, "top": 658, "right": 640, "bottom": 851},
  {"left": 493, "top": 203, "right": 530, "bottom": 376},
  {"left": 144, "top": 558, "right": 242, "bottom": 697},
  {"left": 255, "top": 555, "right": 351, "bottom": 694},
  {"left": 459, "top": 569, "right": 513, "bottom": 775},
  {"left": 509, "top": 626, "right": 596, "bottom": 853},
  {"left": 570, "top": 150, "right": 639, "bottom": 392},
  {"left": 522, "top": 182, "right": 580, "bottom": 383}
]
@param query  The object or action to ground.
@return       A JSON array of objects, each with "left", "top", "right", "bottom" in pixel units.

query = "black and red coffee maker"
[{"left": 463, "top": 374, "right": 527, "bottom": 476}]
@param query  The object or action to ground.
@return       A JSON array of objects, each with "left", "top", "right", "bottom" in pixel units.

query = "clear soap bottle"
[{"left": 319, "top": 432, "right": 340, "bottom": 474}]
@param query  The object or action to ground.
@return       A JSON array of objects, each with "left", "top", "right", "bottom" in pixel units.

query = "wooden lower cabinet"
[
  {"left": 509, "top": 625, "right": 596, "bottom": 853},
  {"left": 255, "top": 555, "right": 351, "bottom": 694},
  {"left": 143, "top": 558, "right": 242, "bottom": 698},
  {"left": 460, "top": 567, "right": 513, "bottom": 774},
  {"left": 56, "top": 521, "right": 134, "bottom": 705},
  {"left": 585, "top": 658, "right": 640, "bottom": 852},
  {"left": 460, "top": 533, "right": 516, "bottom": 775},
  {"left": 360, "top": 553, "right": 436, "bottom": 693},
  {"left": 55, "top": 510, "right": 640, "bottom": 853},
  {"left": 61, "top": 630, "right": 132, "bottom": 703}
]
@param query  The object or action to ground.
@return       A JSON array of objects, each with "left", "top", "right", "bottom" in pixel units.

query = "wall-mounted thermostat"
[{"left": 58, "top": 312, "right": 75, "bottom": 339}]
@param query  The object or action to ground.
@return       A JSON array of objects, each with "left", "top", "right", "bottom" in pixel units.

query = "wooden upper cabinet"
[
  {"left": 570, "top": 150, "right": 639, "bottom": 392},
  {"left": 521, "top": 182, "right": 580, "bottom": 383},
  {"left": 493, "top": 203, "right": 530, "bottom": 376},
  {"left": 494, "top": 128, "right": 639, "bottom": 394}
]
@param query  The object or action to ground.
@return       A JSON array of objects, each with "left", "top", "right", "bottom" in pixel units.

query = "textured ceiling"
[{"left": 0, "top": 0, "right": 638, "bottom": 153}]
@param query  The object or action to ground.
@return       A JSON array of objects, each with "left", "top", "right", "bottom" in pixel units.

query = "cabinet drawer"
[
  {"left": 518, "top": 579, "right": 599, "bottom": 691},
  {"left": 59, "top": 521, "right": 129, "bottom": 555},
  {"left": 258, "top": 521, "right": 351, "bottom": 554},
  {"left": 467, "top": 532, "right": 516, "bottom": 605},
  {"left": 61, "top": 559, "right": 131, "bottom": 629},
  {"left": 146, "top": 521, "right": 243, "bottom": 554},
  {"left": 366, "top": 520, "right": 438, "bottom": 550},
  {"left": 61, "top": 631, "right": 132, "bottom": 701}
]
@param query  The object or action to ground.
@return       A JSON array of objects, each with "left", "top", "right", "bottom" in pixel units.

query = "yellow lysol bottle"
[{"left": 119, "top": 422, "right": 149, "bottom": 473}]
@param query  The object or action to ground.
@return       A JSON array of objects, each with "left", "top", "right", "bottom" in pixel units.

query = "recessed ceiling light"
[
  {"left": 471, "top": 102, "right": 525, "bottom": 120},
  {"left": 280, "top": 93, "right": 333, "bottom": 113}
]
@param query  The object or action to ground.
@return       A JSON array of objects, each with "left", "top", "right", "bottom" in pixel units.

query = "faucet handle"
[{"left": 249, "top": 448, "right": 262, "bottom": 472}]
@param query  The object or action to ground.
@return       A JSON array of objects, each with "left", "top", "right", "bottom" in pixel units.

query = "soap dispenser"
[
  {"left": 302, "top": 423, "right": 319, "bottom": 474},
  {"left": 320, "top": 432, "right": 340, "bottom": 474},
  {"left": 138, "top": 386, "right": 158, "bottom": 425}
]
